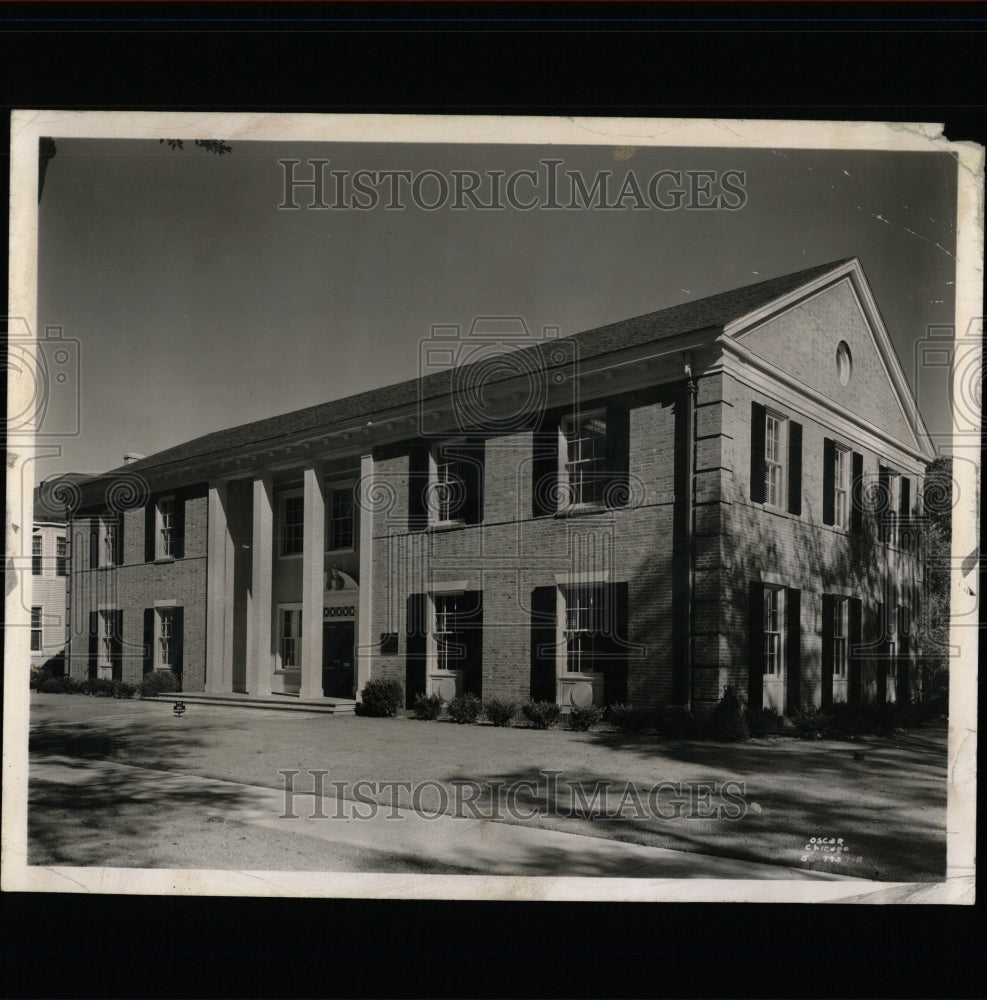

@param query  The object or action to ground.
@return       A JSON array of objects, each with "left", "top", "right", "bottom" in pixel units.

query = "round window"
[{"left": 836, "top": 341, "right": 852, "bottom": 386}]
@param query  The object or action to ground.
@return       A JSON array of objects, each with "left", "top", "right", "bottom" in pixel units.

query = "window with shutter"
[
  {"left": 327, "top": 485, "right": 355, "bottom": 551},
  {"left": 32, "top": 534, "right": 43, "bottom": 576},
  {"left": 31, "top": 606, "right": 43, "bottom": 651}
]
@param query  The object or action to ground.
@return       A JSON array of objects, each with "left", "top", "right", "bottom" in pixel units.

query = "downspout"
[{"left": 683, "top": 357, "right": 697, "bottom": 712}]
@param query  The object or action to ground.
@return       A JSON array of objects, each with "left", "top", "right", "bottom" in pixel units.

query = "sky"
[{"left": 36, "top": 137, "right": 958, "bottom": 479}]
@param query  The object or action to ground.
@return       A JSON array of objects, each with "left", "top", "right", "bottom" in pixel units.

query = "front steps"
[{"left": 155, "top": 692, "right": 357, "bottom": 715}]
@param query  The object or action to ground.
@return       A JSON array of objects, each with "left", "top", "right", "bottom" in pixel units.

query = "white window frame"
[
  {"left": 557, "top": 583, "right": 608, "bottom": 678},
  {"left": 100, "top": 517, "right": 118, "bottom": 568},
  {"left": 763, "top": 411, "right": 788, "bottom": 510},
  {"left": 883, "top": 470, "right": 901, "bottom": 547},
  {"left": 32, "top": 534, "right": 43, "bottom": 576},
  {"left": 428, "top": 439, "right": 467, "bottom": 527},
  {"left": 428, "top": 591, "right": 465, "bottom": 675},
  {"left": 559, "top": 409, "right": 608, "bottom": 511},
  {"left": 156, "top": 496, "right": 176, "bottom": 559},
  {"left": 763, "top": 585, "right": 785, "bottom": 676},
  {"left": 886, "top": 603, "right": 898, "bottom": 681},
  {"left": 31, "top": 605, "right": 43, "bottom": 652},
  {"left": 833, "top": 444, "right": 851, "bottom": 530},
  {"left": 278, "top": 489, "right": 304, "bottom": 558},
  {"left": 56, "top": 536, "right": 68, "bottom": 577},
  {"left": 99, "top": 609, "right": 115, "bottom": 669},
  {"left": 153, "top": 606, "right": 177, "bottom": 671},
  {"left": 277, "top": 604, "right": 302, "bottom": 670},
  {"left": 832, "top": 596, "right": 849, "bottom": 679},
  {"left": 326, "top": 482, "right": 355, "bottom": 552}
]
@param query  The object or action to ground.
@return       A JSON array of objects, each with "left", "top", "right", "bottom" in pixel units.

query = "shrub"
[
  {"left": 447, "top": 692, "right": 482, "bottom": 724},
  {"left": 115, "top": 681, "right": 136, "bottom": 699},
  {"left": 791, "top": 704, "right": 833, "bottom": 739},
  {"left": 139, "top": 670, "right": 180, "bottom": 698},
  {"left": 484, "top": 698, "right": 517, "bottom": 727},
  {"left": 745, "top": 706, "right": 782, "bottom": 738},
  {"left": 40, "top": 675, "right": 83, "bottom": 694},
  {"left": 708, "top": 687, "right": 750, "bottom": 742},
  {"left": 355, "top": 677, "right": 404, "bottom": 717},
  {"left": 605, "top": 703, "right": 648, "bottom": 734},
  {"left": 30, "top": 667, "right": 53, "bottom": 691},
  {"left": 657, "top": 704, "right": 696, "bottom": 739},
  {"left": 413, "top": 692, "right": 444, "bottom": 721},
  {"left": 83, "top": 678, "right": 118, "bottom": 697},
  {"left": 567, "top": 705, "right": 602, "bottom": 732},
  {"left": 521, "top": 699, "right": 561, "bottom": 730}
]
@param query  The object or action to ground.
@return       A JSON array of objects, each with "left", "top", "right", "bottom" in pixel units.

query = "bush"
[
  {"left": 114, "top": 681, "right": 136, "bottom": 699},
  {"left": 139, "top": 670, "right": 180, "bottom": 698},
  {"left": 40, "top": 675, "right": 83, "bottom": 694},
  {"left": 567, "top": 705, "right": 602, "bottom": 732},
  {"left": 521, "top": 699, "right": 561, "bottom": 730},
  {"left": 413, "top": 692, "right": 444, "bottom": 721},
  {"left": 83, "top": 678, "right": 118, "bottom": 697},
  {"left": 605, "top": 703, "right": 648, "bottom": 734},
  {"left": 484, "top": 698, "right": 517, "bottom": 727},
  {"left": 30, "top": 667, "right": 53, "bottom": 691},
  {"left": 745, "top": 706, "right": 782, "bottom": 738},
  {"left": 354, "top": 677, "right": 404, "bottom": 717},
  {"left": 709, "top": 687, "right": 750, "bottom": 742},
  {"left": 657, "top": 704, "right": 696, "bottom": 739},
  {"left": 447, "top": 692, "right": 482, "bottom": 724},
  {"left": 791, "top": 704, "right": 833, "bottom": 739}
]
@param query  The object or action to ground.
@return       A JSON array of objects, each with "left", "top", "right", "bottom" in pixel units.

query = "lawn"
[{"left": 28, "top": 694, "right": 947, "bottom": 881}]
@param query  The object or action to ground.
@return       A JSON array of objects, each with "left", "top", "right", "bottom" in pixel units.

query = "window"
[
  {"left": 328, "top": 486, "right": 354, "bottom": 550},
  {"left": 833, "top": 445, "right": 851, "bottom": 529},
  {"left": 428, "top": 441, "right": 468, "bottom": 524},
  {"left": 832, "top": 597, "right": 849, "bottom": 679},
  {"left": 279, "top": 491, "right": 304, "bottom": 556},
  {"left": 31, "top": 606, "right": 42, "bottom": 652},
  {"left": 432, "top": 594, "right": 464, "bottom": 672},
  {"left": 836, "top": 341, "right": 853, "bottom": 386},
  {"left": 886, "top": 605, "right": 898, "bottom": 682},
  {"left": 101, "top": 518, "right": 118, "bottom": 567},
  {"left": 157, "top": 497, "right": 175, "bottom": 558},
  {"left": 563, "top": 584, "right": 606, "bottom": 674},
  {"left": 158, "top": 608, "right": 175, "bottom": 669},
  {"left": 32, "top": 535, "right": 42, "bottom": 576},
  {"left": 56, "top": 536, "right": 68, "bottom": 576},
  {"left": 560, "top": 411, "right": 607, "bottom": 508},
  {"left": 764, "top": 413, "right": 785, "bottom": 508},
  {"left": 763, "top": 586, "right": 784, "bottom": 675},
  {"left": 280, "top": 607, "right": 302, "bottom": 667},
  {"left": 100, "top": 609, "right": 115, "bottom": 667},
  {"left": 880, "top": 469, "right": 901, "bottom": 546}
]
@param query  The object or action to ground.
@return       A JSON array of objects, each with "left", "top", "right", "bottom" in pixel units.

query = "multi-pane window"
[
  {"left": 56, "top": 536, "right": 68, "bottom": 576},
  {"left": 833, "top": 446, "right": 851, "bottom": 529},
  {"left": 561, "top": 412, "right": 607, "bottom": 508},
  {"left": 764, "top": 414, "right": 785, "bottom": 508},
  {"left": 31, "top": 606, "right": 43, "bottom": 652},
  {"left": 32, "top": 535, "right": 42, "bottom": 575},
  {"left": 763, "top": 586, "right": 784, "bottom": 675},
  {"left": 158, "top": 498, "right": 175, "bottom": 557},
  {"left": 280, "top": 607, "right": 302, "bottom": 667},
  {"left": 564, "top": 584, "right": 605, "bottom": 674},
  {"left": 882, "top": 470, "right": 901, "bottom": 547},
  {"left": 102, "top": 519, "right": 117, "bottom": 567},
  {"left": 328, "top": 486, "right": 354, "bottom": 550},
  {"left": 433, "top": 594, "right": 464, "bottom": 672},
  {"left": 100, "top": 609, "right": 115, "bottom": 666},
  {"left": 433, "top": 449, "right": 462, "bottom": 523},
  {"left": 832, "top": 596, "right": 849, "bottom": 679},
  {"left": 280, "top": 493, "right": 304, "bottom": 556},
  {"left": 158, "top": 608, "right": 175, "bottom": 669}
]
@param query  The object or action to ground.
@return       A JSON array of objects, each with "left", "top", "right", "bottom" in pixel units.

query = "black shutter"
[
  {"left": 877, "top": 467, "right": 890, "bottom": 543},
  {"left": 605, "top": 404, "right": 631, "bottom": 509},
  {"left": 876, "top": 601, "right": 888, "bottom": 703},
  {"left": 530, "top": 585, "right": 558, "bottom": 702},
  {"left": 461, "top": 439, "right": 485, "bottom": 526},
  {"left": 821, "top": 594, "right": 834, "bottom": 710},
  {"left": 461, "top": 590, "right": 483, "bottom": 697},
  {"left": 822, "top": 439, "right": 836, "bottom": 526},
  {"left": 114, "top": 514, "right": 124, "bottom": 566},
  {"left": 89, "top": 519, "right": 98, "bottom": 569},
  {"left": 899, "top": 477, "right": 911, "bottom": 552},
  {"left": 850, "top": 452, "right": 864, "bottom": 534},
  {"left": 848, "top": 597, "right": 863, "bottom": 705},
  {"left": 749, "top": 403, "right": 766, "bottom": 504},
  {"left": 531, "top": 412, "right": 559, "bottom": 517},
  {"left": 172, "top": 607, "right": 184, "bottom": 688},
  {"left": 748, "top": 581, "right": 764, "bottom": 710},
  {"left": 145, "top": 500, "right": 156, "bottom": 562},
  {"left": 407, "top": 447, "right": 429, "bottom": 532},
  {"left": 787, "top": 421, "right": 802, "bottom": 516},
  {"left": 405, "top": 592, "right": 428, "bottom": 708},
  {"left": 898, "top": 608, "right": 910, "bottom": 704},
  {"left": 786, "top": 588, "right": 801, "bottom": 713},
  {"left": 602, "top": 581, "right": 629, "bottom": 706},
  {"left": 88, "top": 610, "right": 98, "bottom": 680},
  {"left": 110, "top": 609, "right": 123, "bottom": 682},
  {"left": 143, "top": 608, "right": 154, "bottom": 675},
  {"left": 173, "top": 492, "right": 186, "bottom": 559}
]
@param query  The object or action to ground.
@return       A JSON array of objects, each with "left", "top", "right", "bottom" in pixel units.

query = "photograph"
[{"left": 4, "top": 111, "right": 980, "bottom": 903}]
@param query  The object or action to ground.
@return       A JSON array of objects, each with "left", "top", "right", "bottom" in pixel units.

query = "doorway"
[{"left": 322, "top": 621, "right": 355, "bottom": 698}]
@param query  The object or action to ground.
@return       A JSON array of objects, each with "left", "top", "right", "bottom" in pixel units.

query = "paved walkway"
[{"left": 31, "top": 754, "right": 863, "bottom": 880}]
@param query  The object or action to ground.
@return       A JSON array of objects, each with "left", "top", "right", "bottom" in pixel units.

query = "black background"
[{"left": 2, "top": 3, "right": 984, "bottom": 997}]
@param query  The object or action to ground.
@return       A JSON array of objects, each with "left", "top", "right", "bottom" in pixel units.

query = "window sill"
[
  {"left": 275, "top": 667, "right": 301, "bottom": 675},
  {"left": 427, "top": 520, "right": 465, "bottom": 532},
  {"left": 154, "top": 556, "right": 176, "bottom": 565},
  {"left": 555, "top": 504, "right": 606, "bottom": 518},
  {"left": 278, "top": 552, "right": 304, "bottom": 560},
  {"left": 326, "top": 547, "right": 355, "bottom": 555}
]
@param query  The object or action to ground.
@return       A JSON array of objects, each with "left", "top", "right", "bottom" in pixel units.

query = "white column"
[
  {"left": 299, "top": 464, "right": 325, "bottom": 699},
  {"left": 247, "top": 473, "right": 274, "bottom": 696},
  {"left": 205, "top": 481, "right": 235, "bottom": 693},
  {"left": 356, "top": 452, "right": 374, "bottom": 699}
]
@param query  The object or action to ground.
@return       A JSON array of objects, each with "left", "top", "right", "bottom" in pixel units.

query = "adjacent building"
[{"left": 64, "top": 258, "right": 935, "bottom": 716}]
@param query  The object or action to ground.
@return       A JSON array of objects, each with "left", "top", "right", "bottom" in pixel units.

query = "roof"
[
  {"left": 34, "top": 473, "right": 99, "bottom": 522},
  {"left": 99, "top": 258, "right": 855, "bottom": 480}
]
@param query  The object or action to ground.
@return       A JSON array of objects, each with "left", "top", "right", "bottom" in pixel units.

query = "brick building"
[{"left": 65, "top": 258, "right": 934, "bottom": 716}]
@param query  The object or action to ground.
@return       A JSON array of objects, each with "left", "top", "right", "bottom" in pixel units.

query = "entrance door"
[{"left": 322, "top": 621, "right": 355, "bottom": 698}]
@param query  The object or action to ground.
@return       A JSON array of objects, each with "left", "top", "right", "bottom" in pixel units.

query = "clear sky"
[{"left": 36, "top": 138, "right": 957, "bottom": 478}]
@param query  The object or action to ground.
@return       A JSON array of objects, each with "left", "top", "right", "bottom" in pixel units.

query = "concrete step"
[{"left": 154, "top": 692, "right": 356, "bottom": 715}]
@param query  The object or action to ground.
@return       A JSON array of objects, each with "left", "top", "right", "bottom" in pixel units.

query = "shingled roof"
[{"left": 100, "top": 258, "right": 854, "bottom": 480}]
